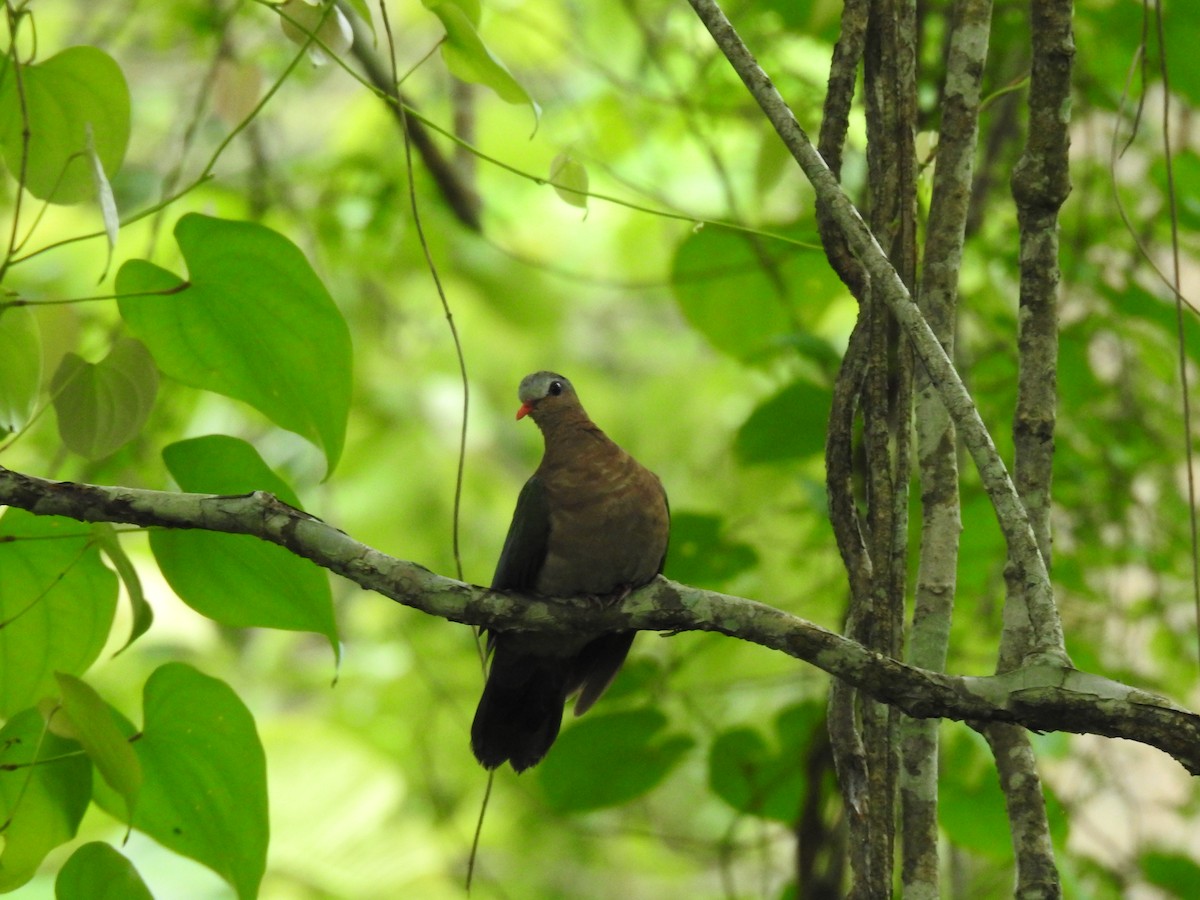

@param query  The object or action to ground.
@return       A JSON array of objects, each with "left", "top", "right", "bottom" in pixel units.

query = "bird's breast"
[{"left": 534, "top": 456, "right": 668, "bottom": 598}]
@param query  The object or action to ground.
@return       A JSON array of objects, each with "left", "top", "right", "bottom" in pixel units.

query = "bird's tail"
[{"left": 471, "top": 641, "right": 570, "bottom": 772}]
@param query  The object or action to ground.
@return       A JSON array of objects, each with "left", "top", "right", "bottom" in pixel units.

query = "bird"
[{"left": 471, "top": 371, "right": 670, "bottom": 772}]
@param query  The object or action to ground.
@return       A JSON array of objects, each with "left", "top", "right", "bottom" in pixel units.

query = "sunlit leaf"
[
  {"left": 149, "top": 435, "right": 339, "bottom": 654},
  {"left": 55, "top": 842, "right": 154, "bottom": 900},
  {"left": 51, "top": 337, "right": 158, "bottom": 459},
  {"left": 538, "top": 708, "right": 692, "bottom": 812},
  {"left": 116, "top": 214, "right": 353, "bottom": 473},
  {"left": 92, "top": 663, "right": 268, "bottom": 900},
  {"left": 55, "top": 674, "right": 141, "bottom": 825},
  {"left": 0, "top": 709, "right": 92, "bottom": 892},
  {"left": 0, "top": 305, "right": 41, "bottom": 433},
  {"left": 0, "top": 510, "right": 118, "bottom": 718},
  {"left": 0, "top": 46, "right": 130, "bottom": 204},
  {"left": 85, "top": 122, "right": 119, "bottom": 258},
  {"left": 425, "top": 0, "right": 540, "bottom": 121},
  {"left": 93, "top": 523, "right": 153, "bottom": 653},
  {"left": 549, "top": 153, "right": 589, "bottom": 210}
]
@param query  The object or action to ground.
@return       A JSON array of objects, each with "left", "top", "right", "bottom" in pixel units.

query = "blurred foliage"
[{"left": 0, "top": 0, "right": 1197, "bottom": 896}]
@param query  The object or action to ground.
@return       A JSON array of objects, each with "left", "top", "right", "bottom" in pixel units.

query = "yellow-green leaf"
[
  {"left": 550, "top": 153, "right": 589, "bottom": 209},
  {"left": 55, "top": 674, "right": 141, "bottom": 825}
]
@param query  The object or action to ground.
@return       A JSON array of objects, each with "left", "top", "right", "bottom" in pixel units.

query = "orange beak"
[{"left": 516, "top": 402, "right": 534, "bottom": 420}]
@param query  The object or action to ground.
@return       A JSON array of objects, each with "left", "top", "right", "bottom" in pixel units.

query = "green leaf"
[
  {"left": 93, "top": 663, "right": 268, "bottom": 900},
  {"left": 0, "top": 509, "right": 118, "bottom": 717},
  {"left": 671, "top": 227, "right": 836, "bottom": 361},
  {"left": 1141, "top": 851, "right": 1200, "bottom": 897},
  {"left": 55, "top": 674, "right": 142, "bottom": 825},
  {"left": 938, "top": 729, "right": 1012, "bottom": 860},
  {"left": 664, "top": 511, "right": 757, "bottom": 587},
  {"left": 734, "top": 379, "right": 831, "bottom": 464},
  {"left": 0, "top": 46, "right": 131, "bottom": 204},
  {"left": 0, "top": 708, "right": 92, "bottom": 892},
  {"left": 425, "top": 0, "right": 540, "bottom": 120},
  {"left": 549, "top": 152, "right": 589, "bottom": 209},
  {"left": 56, "top": 842, "right": 154, "bottom": 900},
  {"left": 116, "top": 213, "right": 353, "bottom": 473},
  {"left": 708, "top": 702, "right": 821, "bottom": 822},
  {"left": 0, "top": 305, "right": 41, "bottom": 433},
  {"left": 149, "top": 436, "right": 339, "bottom": 654},
  {"left": 50, "top": 337, "right": 158, "bottom": 459},
  {"left": 94, "top": 523, "right": 154, "bottom": 653},
  {"left": 538, "top": 708, "right": 693, "bottom": 812}
]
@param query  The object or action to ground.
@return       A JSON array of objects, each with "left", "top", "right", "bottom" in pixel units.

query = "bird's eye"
[{"left": 548, "top": 381, "right": 564, "bottom": 396}]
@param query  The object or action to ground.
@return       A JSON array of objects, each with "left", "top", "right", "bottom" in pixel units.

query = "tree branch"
[
  {"left": 902, "top": 0, "right": 992, "bottom": 894},
  {"left": 2, "top": 464, "right": 1198, "bottom": 775},
  {"left": 684, "top": 0, "right": 1067, "bottom": 666}
]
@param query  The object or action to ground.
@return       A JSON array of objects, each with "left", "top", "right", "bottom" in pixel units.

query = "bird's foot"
[{"left": 597, "top": 584, "right": 634, "bottom": 609}]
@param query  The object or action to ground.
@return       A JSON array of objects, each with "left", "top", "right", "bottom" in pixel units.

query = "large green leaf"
[
  {"left": 0, "top": 305, "right": 41, "bottom": 433},
  {"left": 149, "top": 435, "right": 339, "bottom": 653},
  {"left": 0, "top": 708, "right": 92, "bottom": 892},
  {"left": 93, "top": 663, "right": 268, "bottom": 900},
  {"left": 537, "top": 708, "right": 693, "bottom": 812},
  {"left": 55, "top": 842, "right": 154, "bottom": 900},
  {"left": 55, "top": 673, "right": 142, "bottom": 825},
  {"left": 116, "top": 214, "right": 353, "bottom": 473},
  {"left": 734, "top": 379, "right": 831, "bottom": 465},
  {"left": 50, "top": 337, "right": 158, "bottom": 459},
  {"left": 0, "top": 509, "right": 118, "bottom": 717},
  {"left": 671, "top": 227, "right": 838, "bottom": 362},
  {"left": 0, "top": 46, "right": 130, "bottom": 204}
]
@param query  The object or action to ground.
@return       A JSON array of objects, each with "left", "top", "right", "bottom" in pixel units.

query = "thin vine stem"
[{"left": 1151, "top": 0, "right": 1200, "bottom": 671}]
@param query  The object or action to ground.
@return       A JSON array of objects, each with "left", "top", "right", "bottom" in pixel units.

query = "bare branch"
[{"left": 902, "top": 0, "right": 993, "bottom": 894}]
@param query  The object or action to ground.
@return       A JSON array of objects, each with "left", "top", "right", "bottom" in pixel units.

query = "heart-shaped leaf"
[
  {"left": 150, "top": 435, "right": 339, "bottom": 655},
  {"left": 0, "top": 46, "right": 130, "bottom": 204},
  {"left": 93, "top": 663, "right": 268, "bottom": 900},
  {"left": 116, "top": 214, "right": 352, "bottom": 473},
  {"left": 0, "top": 709, "right": 92, "bottom": 892},
  {"left": 51, "top": 337, "right": 158, "bottom": 459},
  {"left": 0, "top": 509, "right": 118, "bottom": 717}
]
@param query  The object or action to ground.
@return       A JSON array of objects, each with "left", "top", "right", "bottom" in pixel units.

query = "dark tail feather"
[
  {"left": 471, "top": 642, "right": 569, "bottom": 772},
  {"left": 569, "top": 631, "right": 635, "bottom": 715}
]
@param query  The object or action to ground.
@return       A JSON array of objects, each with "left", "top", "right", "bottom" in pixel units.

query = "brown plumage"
[{"left": 471, "top": 372, "right": 670, "bottom": 772}]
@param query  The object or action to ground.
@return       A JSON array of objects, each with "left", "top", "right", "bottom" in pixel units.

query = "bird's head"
[{"left": 515, "top": 371, "right": 578, "bottom": 422}]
